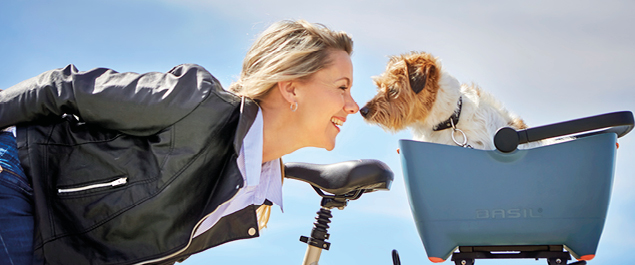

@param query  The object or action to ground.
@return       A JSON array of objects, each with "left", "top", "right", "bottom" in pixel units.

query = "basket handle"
[{"left": 494, "top": 111, "right": 634, "bottom": 153}]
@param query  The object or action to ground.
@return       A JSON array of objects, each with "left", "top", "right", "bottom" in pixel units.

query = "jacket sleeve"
[{"left": 0, "top": 64, "right": 218, "bottom": 136}]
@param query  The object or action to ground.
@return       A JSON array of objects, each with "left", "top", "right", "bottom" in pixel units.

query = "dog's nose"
[{"left": 360, "top": 106, "right": 370, "bottom": 118}]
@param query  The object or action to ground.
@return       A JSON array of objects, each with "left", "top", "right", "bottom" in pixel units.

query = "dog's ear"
[{"left": 405, "top": 61, "right": 430, "bottom": 94}]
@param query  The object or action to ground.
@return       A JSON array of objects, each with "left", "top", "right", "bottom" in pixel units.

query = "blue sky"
[{"left": 1, "top": 1, "right": 634, "bottom": 264}]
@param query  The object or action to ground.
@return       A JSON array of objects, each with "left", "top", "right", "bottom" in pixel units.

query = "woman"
[{"left": 0, "top": 19, "right": 358, "bottom": 265}]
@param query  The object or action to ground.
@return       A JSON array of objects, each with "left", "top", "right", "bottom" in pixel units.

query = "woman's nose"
[{"left": 344, "top": 94, "right": 359, "bottom": 114}]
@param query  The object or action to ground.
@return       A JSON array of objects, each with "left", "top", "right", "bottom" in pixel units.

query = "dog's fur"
[{"left": 361, "top": 51, "right": 528, "bottom": 150}]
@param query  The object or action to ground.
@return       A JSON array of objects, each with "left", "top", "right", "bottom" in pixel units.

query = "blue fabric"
[{"left": 0, "top": 131, "right": 34, "bottom": 265}]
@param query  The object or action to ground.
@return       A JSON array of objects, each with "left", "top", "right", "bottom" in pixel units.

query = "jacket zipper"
[
  {"left": 134, "top": 186, "right": 243, "bottom": 265},
  {"left": 57, "top": 177, "right": 128, "bottom": 194}
]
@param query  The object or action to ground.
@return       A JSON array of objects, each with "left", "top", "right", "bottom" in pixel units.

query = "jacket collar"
[{"left": 233, "top": 96, "right": 259, "bottom": 153}]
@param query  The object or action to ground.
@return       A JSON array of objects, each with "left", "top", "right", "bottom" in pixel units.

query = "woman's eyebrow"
[{"left": 335, "top": 77, "right": 351, "bottom": 86}]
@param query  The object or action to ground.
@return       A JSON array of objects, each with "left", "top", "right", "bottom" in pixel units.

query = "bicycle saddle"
[{"left": 284, "top": 159, "right": 394, "bottom": 196}]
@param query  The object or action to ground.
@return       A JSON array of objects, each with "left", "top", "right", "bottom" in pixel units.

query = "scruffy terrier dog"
[{"left": 360, "top": 51, "right": 527, "bottom": 150}]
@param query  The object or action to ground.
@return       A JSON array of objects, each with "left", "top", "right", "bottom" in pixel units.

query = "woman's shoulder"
[{"left": 167, "top": 63, "right": 214, "bottom": 78}]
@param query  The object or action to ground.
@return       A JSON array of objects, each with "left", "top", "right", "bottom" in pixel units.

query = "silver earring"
[{"left": 290, "top": 102, "right": 298, "bottom": 112}]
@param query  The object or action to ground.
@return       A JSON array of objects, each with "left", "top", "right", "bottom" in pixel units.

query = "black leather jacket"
[{"left": 0, "top": 64, "right": 264, "bottom": 264}]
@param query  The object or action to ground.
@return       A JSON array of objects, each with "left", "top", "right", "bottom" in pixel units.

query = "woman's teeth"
[{"left": 331, "top": 117, "right": 343, "bottom": 126}]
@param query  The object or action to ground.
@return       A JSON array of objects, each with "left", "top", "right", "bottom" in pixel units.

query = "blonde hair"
[{"left": 229, "top": 19, "right": 353, "bottom": 101}]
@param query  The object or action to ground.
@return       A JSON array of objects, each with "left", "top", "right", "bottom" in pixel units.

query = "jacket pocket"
[{"left": 42, "top": 122, "right": 162, "bottom": 237}]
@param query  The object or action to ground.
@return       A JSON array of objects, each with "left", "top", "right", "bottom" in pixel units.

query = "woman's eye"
[{"left": 339, "top": 86, "right": 348, "bottom": 90}]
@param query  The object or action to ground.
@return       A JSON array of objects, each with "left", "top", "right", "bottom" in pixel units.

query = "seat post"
[
  {"left": 300, "top": 197, "right": 347, "bottom": 265},
  {"left": 301, "top": 246, "right": 322, "bottom": 265}
]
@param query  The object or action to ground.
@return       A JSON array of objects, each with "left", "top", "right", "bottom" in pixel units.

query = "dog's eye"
[{"left": 388, "top": 87, "right": 398, "bottom": 98}]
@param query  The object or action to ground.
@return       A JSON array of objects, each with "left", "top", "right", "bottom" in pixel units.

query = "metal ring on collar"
[{"left": 451, "top": 128, "right": 468, "bottom": 147}]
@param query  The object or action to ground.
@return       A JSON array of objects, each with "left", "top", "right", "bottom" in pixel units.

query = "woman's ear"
[{"left": 277, "top": 80, "right": 297, "bottom": 104}]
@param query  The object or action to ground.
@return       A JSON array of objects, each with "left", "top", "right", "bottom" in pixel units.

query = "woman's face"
[{"left": 294, "top": 50, "right": 359, "bottom": 150}]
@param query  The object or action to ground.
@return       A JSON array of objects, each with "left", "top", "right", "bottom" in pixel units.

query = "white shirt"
[{"left": 193, "top": 107, "right": 283, "bottom": 237}]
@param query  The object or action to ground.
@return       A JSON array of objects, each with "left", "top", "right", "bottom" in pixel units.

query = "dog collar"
[{"left": 433, "top": 96, "right": 462, "bottom": 131}]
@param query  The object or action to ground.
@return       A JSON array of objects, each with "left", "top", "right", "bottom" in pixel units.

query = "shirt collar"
[
  {"left": 242, "top": 107, "right": 265, "bottom": 186},
  {"left": 238, "top": 107, "right": 284, "bottom": 208}
]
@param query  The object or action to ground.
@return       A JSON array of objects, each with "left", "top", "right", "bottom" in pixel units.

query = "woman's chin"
[
  {"left": 310, "top": 139, "right": 336, "bottom": 151},
  {"left": 323, "top": 139, "right": 336, "bottom": 151}
]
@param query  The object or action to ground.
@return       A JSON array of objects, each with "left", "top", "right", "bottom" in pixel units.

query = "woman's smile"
[{"left": 331, "top": 117, "right": 345, "bottom": 131}]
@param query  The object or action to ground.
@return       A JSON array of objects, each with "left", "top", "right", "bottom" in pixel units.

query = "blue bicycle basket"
[{"left": 399, "top": 111, "right": 633, "bottom": 263}]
